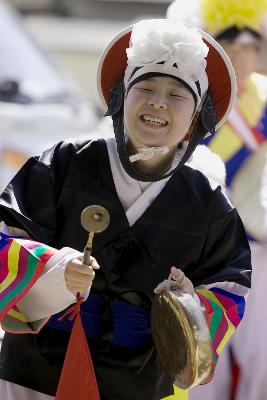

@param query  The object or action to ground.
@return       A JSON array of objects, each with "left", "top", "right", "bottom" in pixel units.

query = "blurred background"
[{"left": 0, "top": 0, "right": 175, "bottom": 193}]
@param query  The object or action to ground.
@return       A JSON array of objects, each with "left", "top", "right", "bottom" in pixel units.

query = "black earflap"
[
  {"left": 201, "top": 91, "right": 217, "bottom": 136},
  {"left": 165, "top": 90, "right": 217, "bottom": 170},
  {"left": 105, "top": 78, "right": 124, "bottom": 117}
]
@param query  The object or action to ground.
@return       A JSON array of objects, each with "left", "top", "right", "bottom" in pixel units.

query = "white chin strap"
[{"left": 129, "top": 146, "right": 170, "bottom": 163}]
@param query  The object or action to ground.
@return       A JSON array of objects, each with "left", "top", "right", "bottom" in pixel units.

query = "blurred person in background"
[{"left": 167, "top": 0, "right": 267, "bottom": 399}]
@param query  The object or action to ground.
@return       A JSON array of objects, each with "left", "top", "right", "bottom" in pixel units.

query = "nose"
[{"left": 148, "top": 93, "right": 168, "bottom": 110}]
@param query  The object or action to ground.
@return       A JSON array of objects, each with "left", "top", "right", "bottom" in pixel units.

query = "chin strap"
[{"left": 129, "top": 146, "right": 170, "bottom": 163}]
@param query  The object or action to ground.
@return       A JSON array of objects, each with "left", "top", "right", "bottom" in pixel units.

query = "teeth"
[{"left": 142, "top": 114, "right": 167, "bottom": 126}]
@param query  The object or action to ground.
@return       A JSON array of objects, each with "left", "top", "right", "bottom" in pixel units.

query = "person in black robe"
[{"left": 0, "top": 19, "right": 251, "bottom": 400}]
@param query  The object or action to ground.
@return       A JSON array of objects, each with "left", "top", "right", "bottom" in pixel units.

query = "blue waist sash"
[{"left": 47, "top": 294, "right": 152, "bottom": 348}]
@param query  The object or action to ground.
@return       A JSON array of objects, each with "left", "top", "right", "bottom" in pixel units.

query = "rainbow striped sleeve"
[
  {"left": 0, "top": 233, "right": 57, "bottom": 333},
  {"left": 195, "top": 286, "right": 246, "bottom": 375},
  {"left": 161, "top": 287, "right": 246, "bottom": 400}
]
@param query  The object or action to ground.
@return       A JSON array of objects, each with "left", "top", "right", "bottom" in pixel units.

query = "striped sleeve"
[
  {"left": 161, "top": 283, "right": 248, "bottom": 399},
  {"left": 0, "top": 233, "right": 57, "bottom": 333},
  {"left": 195, "top": 283, "right": 248, "bottom": 377}
]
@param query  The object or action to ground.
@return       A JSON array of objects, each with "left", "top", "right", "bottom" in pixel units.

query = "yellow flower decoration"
[{"left": 200, "top": 0, "right": 267, "bottom": 33}]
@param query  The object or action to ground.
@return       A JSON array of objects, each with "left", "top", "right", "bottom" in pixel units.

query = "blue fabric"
[
  {"left": 111, "top": 300, "right": 151, "bottom": 348},
  {"left": 224, "top": 147, "right": 251, "bottom": 186},
  {"left": 0, "top": 233, "right": 20, "bottom": 250},
  {"left": 47, "top": 294, "right": 152, "bottom": 348},
  {"left": 202, "top": 137, "right": 251, "bottom": 187},
  {"left": 47, "top": 294, "right": 106, "bottom": 338},
  {"left": 259, "top": 105, "right": 267, "bottom": 137},
  {"left": 210, "top": 287, "right": 246, "bottom": 320}
]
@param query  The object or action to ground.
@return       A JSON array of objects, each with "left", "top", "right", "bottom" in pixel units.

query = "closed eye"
[
  {"left": 139, "top": 87, "right": 152, "bottom": 92},
  {"left": 134, "top": 85, "right": 153, "bottom": 92}
]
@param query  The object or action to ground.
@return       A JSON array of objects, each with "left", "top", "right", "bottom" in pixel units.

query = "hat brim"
[{"left": 97, "top": 24, "right": 236, "bottom": 130}]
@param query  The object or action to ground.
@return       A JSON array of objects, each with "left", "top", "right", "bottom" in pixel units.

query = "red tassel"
[
  {"left": 55, "top": 296, "right": 100, "bottom": 400},
  {"left": 58, "top": 295, "right": 84, "bottom": 322}
]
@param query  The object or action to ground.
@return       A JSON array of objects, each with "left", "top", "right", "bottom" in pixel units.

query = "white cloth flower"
[{"left": 126, "top": 20, "right": 209, "bottom": 79}]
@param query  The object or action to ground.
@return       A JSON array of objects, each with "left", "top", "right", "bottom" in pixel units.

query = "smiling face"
[{"left": 124, "top": 76, "right": 196, "bottom": 154}]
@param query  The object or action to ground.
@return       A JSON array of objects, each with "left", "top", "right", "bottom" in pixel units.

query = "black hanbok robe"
[{"left": 0, "top": 139, "right": 251, "bottom": 399}]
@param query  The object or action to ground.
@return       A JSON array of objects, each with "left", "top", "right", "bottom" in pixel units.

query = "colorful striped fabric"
[
  {"left": 205, "top": 74, "right": 267, "bottom": 187},
  {"left": 196, "top": 287, "right": 245, "bottom": 371},
  {"left": 161, "top": 287, "right": 246, "bottom": 400},
  {"left": 0, "top": 233, "right": 57, "bottom": 333}
]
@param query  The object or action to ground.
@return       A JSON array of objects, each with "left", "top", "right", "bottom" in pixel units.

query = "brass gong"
[{"left": 151, "top": 290, "right": 212, "bottom": 389}]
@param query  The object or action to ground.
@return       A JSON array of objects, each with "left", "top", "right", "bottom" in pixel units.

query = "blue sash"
[{"left": 47, "top": 294, "right": 152, "bottom": 348}]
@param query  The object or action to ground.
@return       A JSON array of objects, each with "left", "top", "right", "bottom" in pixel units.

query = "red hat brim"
[{"left": 97, "top": 25, "right": 236, "bottom": 130}]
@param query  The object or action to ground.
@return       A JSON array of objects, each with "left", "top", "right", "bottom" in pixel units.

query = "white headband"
[{"left": 124, "top": 20, "right": 209, "bottom": 110}]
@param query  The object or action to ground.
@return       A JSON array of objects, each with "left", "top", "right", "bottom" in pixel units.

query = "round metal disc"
[
  {"left": 81, "top": 205, "right": 110, "bottom": 233},
  {"left": 151, "top": 290, "right": 212, "bottom": 389}
]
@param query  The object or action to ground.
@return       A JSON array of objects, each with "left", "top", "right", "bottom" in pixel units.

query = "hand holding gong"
[{"left": 151, "top": 269, "right": 212, "bottom": 389}]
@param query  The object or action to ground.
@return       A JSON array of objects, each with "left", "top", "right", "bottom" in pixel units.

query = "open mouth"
[{"left": 140, "top": 114, "right": 168, "bottom": 127}]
